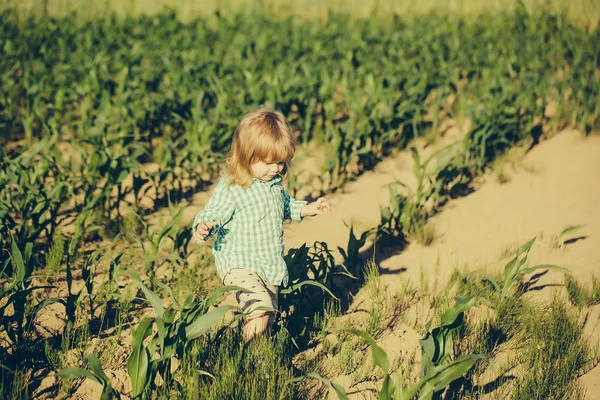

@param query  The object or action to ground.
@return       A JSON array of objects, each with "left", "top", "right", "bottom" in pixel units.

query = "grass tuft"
[
  {"left": 363, "top": 260, "right": 388, "bottom": 337},
  {"left": 565, "top": 273, "right": 600, "bottom": 309},
  {"left": 176, "top": 327, "right": 304, "bottom": 400},
  {"left": 512, "top": 298, "right": 588, "bottom": 400}
]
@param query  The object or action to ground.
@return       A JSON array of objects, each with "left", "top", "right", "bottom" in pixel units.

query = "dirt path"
[{"left": 281, "top": 129, "right": 600, "bottom": 398}]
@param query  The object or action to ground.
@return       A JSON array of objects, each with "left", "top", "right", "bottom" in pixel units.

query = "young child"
[{"left": 192, "top": 108, "right": 331, "bottom": 342}]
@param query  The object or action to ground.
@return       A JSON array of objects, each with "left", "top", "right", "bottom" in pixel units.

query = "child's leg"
[
  {"left": 243, "top": 283, "right": 278, "bottom": 341},
  {"left": 222, "top": 269, "right": 279, "bottom": 342}
]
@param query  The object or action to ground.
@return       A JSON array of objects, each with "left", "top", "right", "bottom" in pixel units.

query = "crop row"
[{"left": 1, "top": 10, "right": 598, "bottom": 257}]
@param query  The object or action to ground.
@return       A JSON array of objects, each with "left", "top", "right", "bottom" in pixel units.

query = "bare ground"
[{"left": 283, "top": 129, "right": 600, "bottom": 398}]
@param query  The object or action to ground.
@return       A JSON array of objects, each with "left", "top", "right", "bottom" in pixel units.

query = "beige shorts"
[{"left": 223, "top": 269, "right": 279, "bottom": 318}]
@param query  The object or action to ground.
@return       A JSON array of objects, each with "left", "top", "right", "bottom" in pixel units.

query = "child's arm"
[
  {"left": 283, "top": 192, "right": 331, "bottom": 220},
  {"left": 193, "top": 178, "right": 235, "bottom": 243},
  {"left": 282, "top": 192, "right": 308, "bottom": 221},
  {"left": 300, "top": 197, "right": 331, "bottom": 217}
]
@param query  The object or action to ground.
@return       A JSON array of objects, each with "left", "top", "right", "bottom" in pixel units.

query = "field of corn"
[{"left": 1, "top": 1, "right": 599, "bottom": 398}]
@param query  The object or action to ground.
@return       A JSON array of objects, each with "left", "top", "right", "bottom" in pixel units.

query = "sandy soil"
[
  {"left": 280, "top": 129, "right": 600, "bottom": 398},
  {"left": 51, "top": 128, "right": 599, "bottom": 399}
]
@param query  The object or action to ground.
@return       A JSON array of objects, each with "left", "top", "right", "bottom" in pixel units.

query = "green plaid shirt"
[{"left": 192, "top": 175, "right": 307, "bottom": 287}]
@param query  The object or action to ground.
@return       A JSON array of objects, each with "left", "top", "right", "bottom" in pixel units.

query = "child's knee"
[
  {"left": 247, "top": 311, "right": 273, "bottom": 327},
  {"left": 245, "top": 312, "right": 274, "bottom": 335}
]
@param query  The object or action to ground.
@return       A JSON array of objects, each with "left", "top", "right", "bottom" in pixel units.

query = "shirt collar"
[{"left": 253, "top": 174, "right": 282, "bottom": 186}]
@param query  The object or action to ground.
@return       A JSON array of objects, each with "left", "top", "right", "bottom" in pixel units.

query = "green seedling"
[
  {"left": 129, "top": 203, "right": 184, "bottom": 288},
  {"left": 286, "top": 326, "right": 484, "bottom": 400},
  {"left": 551, "top": 225, "right": 586, "bottom": 249},
  {"left": 57, "top": 354, "right": 120, "bottom": 400},
  {"left": 1, "top": 233, "right": 58, "bottom": 347},
  {"left": 419, "top": 296, "right": 478, "bottom": 378},
  {"left": 495, "top": 237, "right": 566, "bottom": 298},
  {"left": 123, "top": 270, "right": 244, "bottom": 399}
]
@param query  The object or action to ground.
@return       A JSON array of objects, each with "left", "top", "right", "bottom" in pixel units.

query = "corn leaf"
[
  {"left": 127, "top": 317, "right": 153, "bottom": 399},
  {"left": 185, "top": 305, "right": 238, "bottom": 340},
  {"left": 334, "top": 328, "right": 389, "bottom": 376}
]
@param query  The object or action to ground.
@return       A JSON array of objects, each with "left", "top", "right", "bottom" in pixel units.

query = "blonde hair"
[{"left": 223, "top": 108, "right": 296, "bottom": 188}]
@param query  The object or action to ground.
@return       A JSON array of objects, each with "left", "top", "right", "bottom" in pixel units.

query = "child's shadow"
[{"left": 280, "top": 227, "right": 408, "bottom": 351}]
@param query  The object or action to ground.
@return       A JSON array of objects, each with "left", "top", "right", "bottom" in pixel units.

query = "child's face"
[{"left": 251, "top": 160, "right": 285, "bottom": 181}]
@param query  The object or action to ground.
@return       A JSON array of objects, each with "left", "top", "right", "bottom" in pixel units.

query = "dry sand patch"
[{"left": 282, "top": 129, "right": 600, "bottom": 398}]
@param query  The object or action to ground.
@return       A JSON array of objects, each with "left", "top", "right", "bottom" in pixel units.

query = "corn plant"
[
  {"left": 0, "top": 142, "right": 68, "bottom": 258},
  {"left": 379, "top": 144, "right": 460, "bottom": 243},
  {"left": 57, "top": 354, "right": 120, "bottom": 400},
  {"left": 57, "top": 214, "right": 102, "bottom": 324},
  {"left": 282, "top": 225, "right": 362, "bottom": 305},
  {"left": 551, "top": 225, "right": 586, "bottom": 249},
  {"left": 3, "top": 10, "right": 597, "bottom": 226},
  {"left": 337, "top": 224, "right": 373, "bottom": 277},
  {"left": 124, "top": 270, "right": 243, "bottom": 399},
  {"left": 409, "top": 145, "right": 460, "bottom": 209},
  {"left": 419, "top": 296, "right": 478, "bottom": 379},
  {"left": 72, "top": 134, "right": 145, "bottom": 235},
  {"left": 0, "top": 234, "right": 59, "bottom": 348},
  {"left": 283, "top": 241, "right": 354, "bottom": 301},
  {"left": 483, "top": 237, "right": 567, "bottom": 298},
  {"left": 280, "top": 238, "right": 359, "bottom": 345},
  {"left": 128, "top": 204, "right": 184, "bottom": 288},
  {"left": 378, "top": 184, "right": 410, "bottom": 244}
]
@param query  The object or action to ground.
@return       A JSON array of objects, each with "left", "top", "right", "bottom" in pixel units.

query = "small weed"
[
  {"left": 182, "top": 328, "right": 303, "bottom": 400},
  {"left": 565, "top": 273, "right": 587, "bottom": 310},
  {"left": 495, "top": 295, "right": 526, "bottom": 339},
  {"left": 350, "top": 357, "right": 377, "bottom": 386},
  {"left": 520, "top": 161, "right": 539, "bottom": 174},
  {"left": 120, "top": 210, "right": 142, "bottom": 239},
  {"left": 419, "top": 265, "right": 429, "bottom": 302},
  {"left": 55, "top": 320, "right": 92, "bottom": 397},
  {"left": 494, "top": 166, "right": 512, "bottom": 184},
  {"left": 98, "top": 301, "right": 130, "bottom": 366},
  {"left": 448, "top": 267, "right": 522, "bottom": 340},
  {"left": 45, "top": 341, "right": 61, "bottom": 371},
  {"left": 550, "top": 225, "right": 586, "bottom": 249},
  {"left": 313, "top": 299, "right": 341, "bottom": 354},
  {"left": 432, "top": 253, "right": 441, "bottom": 293},
  {"left": 456, "top": 313, "right": 506, "bottom": 364},
  {"left": 0, "top": 369, "right": 31, "bottom": 400},
  {"left": 491, "top": 145, "right": 529, "bottom": 184},
  {"left": 592, "top": 274, "right": 600, "bottom": 305},
  {"left": 498, "top": 240, "right": 520, "bottom": 260},
  {"left": 363, "top": 260, "right": 388, "bottom": 337},
  {"left": 430, "top": 293, "right": 451, "bottom": 322},
  {"left": 565, "top": 273, "right": 600, "bottom": 309},
  {"left": 452, "top": 269, "right": 501, "bottom": 306},
  {"left": 45, "top": 232, "right": 65, "bottom": 279},
  {"left": 336, "top": 341, "right": 359, "bottom": 375},
  {"left": 394, "top": 348, "right": 417, "bottom": 387},
  {"left": 512, "top": 298, "right": 588, "bottom": 400},
  {"left": 398, "top": 276, "right": 414, "bottom": 297},
  {"left": 172, "top": 248, "right": 216, "bottom": 301},
  {"left": 415, "top": 222, "right": 437, "bottom": 246}
]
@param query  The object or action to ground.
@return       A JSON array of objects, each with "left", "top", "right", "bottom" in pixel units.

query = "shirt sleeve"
[
  {"left": 283, "top": 191, "right": 308, "bottom": 221},
  {"left": 192, "top": 178, "right": 236, "bottom": 242}
]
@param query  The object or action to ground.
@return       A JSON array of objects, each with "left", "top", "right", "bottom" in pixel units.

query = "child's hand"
[
  {"left": 301, "top": 197, "right": 332, "bottom": 217},
  {"left": 194, "top": 221, "right": 218, "bottom": 243}
]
